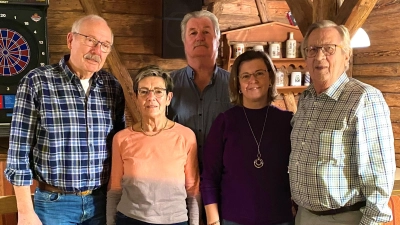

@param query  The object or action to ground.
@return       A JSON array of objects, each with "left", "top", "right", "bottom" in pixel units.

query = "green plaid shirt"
[{"left": 289, "top": 73, "right": 396, "bottom": 225}]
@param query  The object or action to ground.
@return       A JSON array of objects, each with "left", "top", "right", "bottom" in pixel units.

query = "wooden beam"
[
  {"left": 255, "top": 0, "right": 270, "bottom": 23},
  {"left": 334, "top": 0, "right": 378, "bottom": 37},
  {"left": 313, "top": 0, "right": 340, "bottom": 22},
  {"left": 283, "top": 93, "right": 298, "bottom": 113},
  {"left": 79, "top": 0, "right": 140, "bottom": 124},
  {"left": 285, "top": 0, "right": 313, "bottom": 36},
  {"left": 207, "top": 2, "right": 223, "bottom": 18}
]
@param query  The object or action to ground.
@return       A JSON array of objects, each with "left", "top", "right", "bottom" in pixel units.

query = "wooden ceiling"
[{"left": 206, "top": 0, "right": 378, "bottom": 37}]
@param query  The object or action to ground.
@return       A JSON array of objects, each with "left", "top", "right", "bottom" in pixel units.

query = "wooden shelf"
[
  {"left": 224, "top": 57, "right": 306, "bottom": 69},
  {"left": 277, "top": 86, "right": 308, "bottom": 94},
  {"left": 220, "top": 22, "right": 304, "bottom": 71}
]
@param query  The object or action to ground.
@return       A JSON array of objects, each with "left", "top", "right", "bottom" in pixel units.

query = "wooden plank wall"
[
  {"left": 211, "top": 0, "right": 289, "bottom": 30},
  {"left": 47, "top": 0, "right": 187, "bottom": 77},
  {"left": 352, "top": 0, "right": 400, "bottom": 166}
]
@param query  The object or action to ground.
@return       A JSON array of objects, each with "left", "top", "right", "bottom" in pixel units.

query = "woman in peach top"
[{"left": 107, "top": 66, "right": 200, "bottom": 225}]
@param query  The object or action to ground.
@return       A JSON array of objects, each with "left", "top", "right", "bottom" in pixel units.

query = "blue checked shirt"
[
  {"left": 4, "top": 55, "right": 125, "bottom": 192},
  {"left": 289, "top": 73, "right": 396, "bottom": 225}
]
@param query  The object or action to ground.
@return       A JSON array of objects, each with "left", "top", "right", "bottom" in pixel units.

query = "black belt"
[{"left": 308, "top": 201, "right": 366, "bottom": 216}]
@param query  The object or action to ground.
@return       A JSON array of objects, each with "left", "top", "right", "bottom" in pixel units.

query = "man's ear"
[{"left": 67, "top": 32, "right": 73, "bottom": 50}]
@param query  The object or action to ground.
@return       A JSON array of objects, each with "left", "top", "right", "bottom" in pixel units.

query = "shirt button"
[
  {"left": 307, "top": 121, "right": 311, "bottom": 125},
  {"left": 199, "top": 114, "right": 202, "bottom": 116},
  {"left": 301, "top": 142, "right": 305, "bottom": 145},
  {"left": 199, "top": 145, "right": 202, "bottom": 148},
  {"left": 296, "top": 161, "right": 299, "bottom": 165},
  {"left": 199, "top": 129, "right": 202, "bottom": 132},
  {"left": 200, "top": 98, "right": 203, "bottom": 101}
]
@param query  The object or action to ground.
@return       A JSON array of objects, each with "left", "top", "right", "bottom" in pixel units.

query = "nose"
[
  {"left": 248, "top": 74, "right": 257, "bottom": 82},
  {"left": 91, "top": 42, "right": 102, "bottom": 54},
  {"left": 315, "top": 48, "right": 326, "bottom": 60},
  {"left": 146, "top": 90, "right": 157, "bottom": 99},
  {"left": 196, "top": 32, "right": 205, "bottom": 40}
]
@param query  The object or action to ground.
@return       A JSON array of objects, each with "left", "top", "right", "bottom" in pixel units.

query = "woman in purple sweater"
[{"left": 201, "top": 50, "right": 294, "bottom": 225}]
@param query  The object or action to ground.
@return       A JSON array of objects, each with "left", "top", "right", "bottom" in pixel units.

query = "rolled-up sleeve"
[{"left": 4, "top": 76, "right": 38, "bottom": 186}]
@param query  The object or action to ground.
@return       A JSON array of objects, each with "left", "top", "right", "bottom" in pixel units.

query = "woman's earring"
[
  {"left": 239, "top": 89, "right": 242, "bottom": 94},
  {"left": 269, "top": 83, "right": 272, "bottom": 87},
  {"left": 166, "top": 105, "right": 169, "bottom": 115}
]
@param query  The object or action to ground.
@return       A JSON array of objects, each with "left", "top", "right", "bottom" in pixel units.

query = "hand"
[{"left": 17, "top": 211, "right": 42, "bottom": 225}]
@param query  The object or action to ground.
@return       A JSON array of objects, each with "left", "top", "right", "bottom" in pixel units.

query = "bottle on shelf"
[
  {"left": 232, "top": 43, "right": 244, "bottom": 58},
  {"left": 286, "top": 32, "right": 297, "bottom": 58},
  {"left": 276, "top": 69, "right": 285, "bottom": 87},
  {"left": 268, "top": 42, "right": 281, "bottom": 58},
  {"left": 304, "top": 71, "right": 311, "bottom": 86},
  {"left": 290, "top": 71, "right": 302, "bottom": 86}
]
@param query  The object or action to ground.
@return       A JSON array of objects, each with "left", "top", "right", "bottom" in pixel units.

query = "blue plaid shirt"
[
  {"left": 289, "top": 73, "right": 396, "bottom": 225},
  {"left": 4, "top": 55, "right": 125, "bottom": 192}
]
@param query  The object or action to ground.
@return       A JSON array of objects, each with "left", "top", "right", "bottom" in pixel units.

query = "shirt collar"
[
  {"left": 59, "top": 54, "right": 101, "bottom": 83},
  {"left": 185, "top": 65, "right": 218, "bottom": 84},
  {"left": 303, "top": 72, "right": 349, "bottom": 100}
]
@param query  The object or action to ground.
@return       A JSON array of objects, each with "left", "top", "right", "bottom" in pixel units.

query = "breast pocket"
[{"left": 318, "top": 129, "right": 353, "bottom": 166}]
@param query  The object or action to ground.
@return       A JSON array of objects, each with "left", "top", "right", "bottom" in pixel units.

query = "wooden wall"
[
  {"left": 352, "top": 0, "right": 400, "bottom": 166},
  {"left": 47, "top": 0, "right": 187, "bottom": 76}
]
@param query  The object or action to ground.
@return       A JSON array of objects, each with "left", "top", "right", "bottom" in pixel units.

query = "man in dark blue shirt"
[
  {"left": 168, "top": 10, "right": 231, "bottom": 173},
  {"left": 5, "top": 15, "right": 125, "bottom": 224}
]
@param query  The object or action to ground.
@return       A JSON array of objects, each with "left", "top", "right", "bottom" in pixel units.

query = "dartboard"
[
  {"left": 0, "top": 28, "right": 31, "bottom": 76},
  {"left": 0, "top": 1, "right": 48, "bottom": 125}
]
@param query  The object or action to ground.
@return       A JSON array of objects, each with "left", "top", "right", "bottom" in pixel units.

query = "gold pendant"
[{"left": 254, "top": 158, "right": 264, "bottom": 168}]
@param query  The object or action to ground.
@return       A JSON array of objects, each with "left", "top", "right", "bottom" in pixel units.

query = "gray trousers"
[{"left": 295, "top": 206, "right": 363, "bottom": 225}]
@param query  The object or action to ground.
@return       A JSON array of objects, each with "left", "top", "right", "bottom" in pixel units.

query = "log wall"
[
  {"left": 352, "top": 0, "right": 400, "bottom": 166},
  {"left": 47, "top": 0, "right": 187, "bottom": 77}
]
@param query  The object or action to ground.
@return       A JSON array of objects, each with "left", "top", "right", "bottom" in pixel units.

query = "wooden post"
[
  {"left": 79, "top": 0, "right": 140, "bottom": 124},
  {"left": 313, "top": 0, "right": 340, "bottom": 22},
  {"left": 285, "top": 0, "right": 313, "bottom": 36},
  {"left": 255, "top": 0, "right": 270, "bottom": 23},
  {"left": 334, "top": 0, "right": 378, "bottom": 37}
]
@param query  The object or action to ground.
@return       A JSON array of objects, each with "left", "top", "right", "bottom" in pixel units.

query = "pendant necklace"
[
  {"left": 242, "top": 106, "right": 269, "bottom": 168},
  {"left": 140, "top": 119, "right": 168, "bottom": 136}
]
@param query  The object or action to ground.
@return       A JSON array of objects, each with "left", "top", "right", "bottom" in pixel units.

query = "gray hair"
[
  {"left": 301, "top": 20, "right": 352, "bottom": 69},
  {"left": 180, "top": 10, "right": 220, "bottom": 43},
  {"left": 133, "top": 65, "right": 174, "bottom": 95},
  {"left": 71, "top": 14, "right": 114, "bottom": 43}
]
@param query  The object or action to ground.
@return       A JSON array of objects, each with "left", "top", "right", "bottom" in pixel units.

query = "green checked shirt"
[{"left": 289, "top": 73, "right": 396, "bottom": 225}]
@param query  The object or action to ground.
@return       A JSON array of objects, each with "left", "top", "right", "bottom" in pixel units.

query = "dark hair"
[
  {"left": 229, "top": 50, "right": 278, "bottom": 106},
  {"left": 133, "top": 65, "right": 174, "bottom": 95}
]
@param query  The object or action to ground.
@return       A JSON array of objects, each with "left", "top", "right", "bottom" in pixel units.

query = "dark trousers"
[
  {"left": 116, "top": 211, "right": 188, "bottom": 225},
  {"left": 222, "top": 219, "right": 295, "bottom": 225}
]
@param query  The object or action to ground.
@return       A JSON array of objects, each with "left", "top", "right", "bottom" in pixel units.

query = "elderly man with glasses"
[
  {"left": 289, "top": 20, "right": 396, "bottom": 225},
  {"left": 4, "top": 14, "right": 125, "bottom": 224}
]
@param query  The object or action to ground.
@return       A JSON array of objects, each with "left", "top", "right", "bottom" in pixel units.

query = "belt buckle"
[{"left": 76, "top": 190, "right": 92, "bottom": 196}]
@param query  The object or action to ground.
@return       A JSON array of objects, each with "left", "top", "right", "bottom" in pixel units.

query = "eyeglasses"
[
  {"left": 137, "top": 87, "right": 167, "bottom": 98},
  {"left": 73, "top": 32, "right": 112, "bottom": 53},
  {"left": 304, "top": 44, "right": 344, "bottom": 58},
  {"left": 239, "top": 70, "right": 269, "bottom": 82}
]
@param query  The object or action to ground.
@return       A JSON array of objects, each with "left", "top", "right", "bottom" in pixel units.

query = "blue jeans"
[
  {"left": 34, "top": 187, "right": 106, "bottom": 225},
  {"left": 116, "top": 211, "right": 188, "bottom": 225},
  {"left": 222, "top": 219, "right": 295, "bottom": 225}
]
